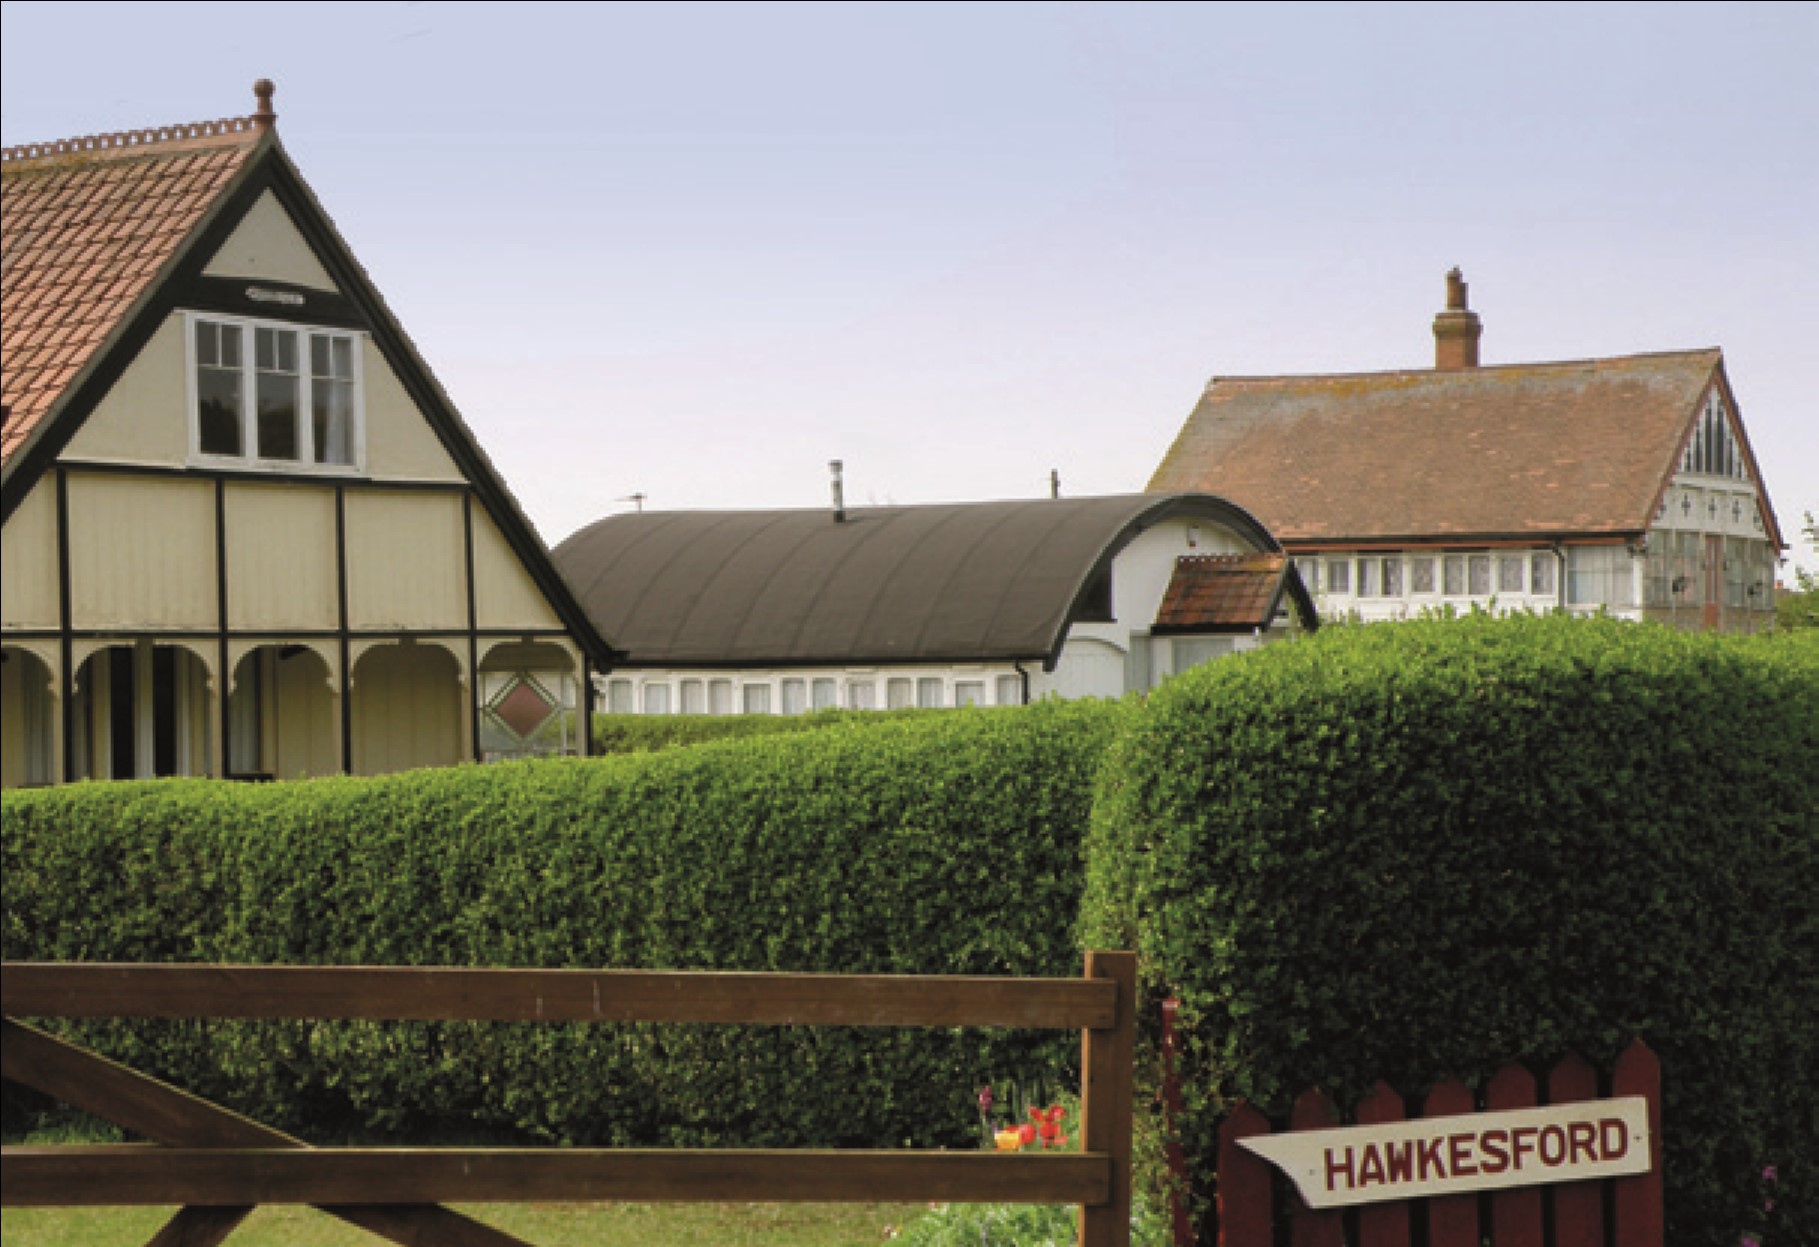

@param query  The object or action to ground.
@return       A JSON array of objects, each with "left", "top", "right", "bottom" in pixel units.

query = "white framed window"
[
  {"left": 642, "top": 683, "right": 671, "bottom": 715},
  {"left": 1357, "top": 558, "right": 1379, "bottom": 597},
  {"left": 886, "top": 678, "right": 914, "bottom": 710},
  {"left": 955, "top": 680, "right": 985, "bottom": 707},
  {"left": 1380, "top": 557, "right": 1404, "bottom": 598},
  {"left": 1325, "top": 559, "right": 1351, "bottom": 594},
  {"left": 1530, "top": 554, "right": 1558, "bottom": 598},
  {"left": 1443, "top": 555, "right": 1466, "bottom": 596},
  {"left": 847, "top": 680, "right": 876, "bottom": 711},
  {"left": 709, "top": 679, "right": 734, "bottom": 715},
  {"left": 742, "top": 684, "right": 772, "bottom": 715},
  {"left": 680, "top": 679, "right": 705, "bottom": 714},
  {"left": 1468, "top": 555, "right": 1493, "bottom": 596},
  {"left": 811, "top": 678, "right": 838, "bottom": 711},
  {"left": 781, "top": 678, "right": 808, "bottom": 716},
  {"left": 1498, "top": 555, "right": 1526, "bottom": 594},
  {"left": 1410, "top": 557, "right": 1436, "bottom": 594},
  {"left": 916, "top": 677, "right": 945, "bottom": 708},
  {"left": 189, "top": 313, "right": 364, "bottom": 471},
  {"left": 995, "top": 674, "right": 1022, "bottom": 706},
  {"left": 607, "top": 679, "right": 634, "bottom": 714}
]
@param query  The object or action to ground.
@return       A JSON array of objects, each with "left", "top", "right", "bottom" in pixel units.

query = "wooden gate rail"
[{"left": 0, "top": 951, "right": 1136, "bottom": 1247}]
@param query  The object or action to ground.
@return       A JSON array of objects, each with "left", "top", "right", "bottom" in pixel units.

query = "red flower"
[
  {"left": 1019, "top": 1123, "right": 1037, "bottom": 1145},
  {"left": 1039, "top": 1121, "right": 1059, "bottom": 1144},
  {"left": 1047, "top": 1104, "right": 1066, "bottom": 1123},
  {"left": 1028, "top": 1106, "right": 1043, "bottom": 1122}
]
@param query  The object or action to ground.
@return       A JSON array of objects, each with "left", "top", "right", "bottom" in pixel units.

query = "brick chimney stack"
[{"left": 1432, "top": 267, "right": 1482, "bottom": 370}]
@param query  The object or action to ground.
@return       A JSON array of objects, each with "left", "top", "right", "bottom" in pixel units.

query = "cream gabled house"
[
  {"left": 553, "top": 489, "right": 1316, "bottom": 715},
  {"left": 1, "top": 83, "right": 613, "bottom": 788},
  {"left": 1149, "top": 270, "right": 1786, "bottom": 632}
]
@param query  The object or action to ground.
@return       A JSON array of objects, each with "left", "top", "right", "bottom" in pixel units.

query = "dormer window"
[{"left": 190, "top": 313, "right": 362, "bottom": 471}]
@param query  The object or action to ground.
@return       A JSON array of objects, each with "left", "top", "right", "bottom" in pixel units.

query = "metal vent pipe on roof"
[{"left": 830, "top": 460, "right": 846, "bottom": 522}]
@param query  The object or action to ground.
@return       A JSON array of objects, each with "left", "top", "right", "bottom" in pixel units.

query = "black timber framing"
[{"left": 0, "top": 132, "right": 614, "bottom": 679}]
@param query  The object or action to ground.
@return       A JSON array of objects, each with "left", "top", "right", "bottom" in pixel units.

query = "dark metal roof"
[{"left": 555, "top": 493, "right": 1296, "bottom": 669}]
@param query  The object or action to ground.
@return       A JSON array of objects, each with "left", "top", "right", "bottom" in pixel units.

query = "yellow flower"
[{"left": 994, "top": 1129, "right": 1023, "bottom": 1152}]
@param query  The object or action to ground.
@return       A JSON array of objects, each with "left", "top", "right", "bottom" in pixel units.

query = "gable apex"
[{"left": 202, "top": 189, "right": 340, "bottom": 293}]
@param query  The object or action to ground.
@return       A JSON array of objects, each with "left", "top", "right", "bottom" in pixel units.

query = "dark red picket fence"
[{"left": 1178, "top": 1038, "right": 1664, "bottom": 1247}]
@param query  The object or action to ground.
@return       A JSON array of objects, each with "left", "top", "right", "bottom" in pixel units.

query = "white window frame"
[{"left": 186, "top": 311, "right": 366, "bottom": 474}]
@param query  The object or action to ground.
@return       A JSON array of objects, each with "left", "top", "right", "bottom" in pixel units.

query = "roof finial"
[{"left": 252, "top": 79, "right": 277, "bottom": 131}]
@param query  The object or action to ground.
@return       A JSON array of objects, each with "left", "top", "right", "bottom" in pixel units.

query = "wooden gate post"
[{"left": 1079, "top": 950, "right": 1136, "bottom": 1247}]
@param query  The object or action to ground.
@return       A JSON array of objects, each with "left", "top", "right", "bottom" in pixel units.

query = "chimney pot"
[
  {"left": 252, "top": 79, "right": 277, "bottom": 131},
  {"left": 1433, "top": 267, "right": 1482, "bottom": 369}
]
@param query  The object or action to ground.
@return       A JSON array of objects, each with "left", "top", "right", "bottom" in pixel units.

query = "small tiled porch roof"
[{"left": 1152, "top": 553, "right": 1294, "bottom": 633}]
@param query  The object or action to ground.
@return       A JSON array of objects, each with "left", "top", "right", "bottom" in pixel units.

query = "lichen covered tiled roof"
[
  {"left": 1148, "top": 350, "right": 1726, "bottom": 543},
  {"left": 1153, "top": 552, "right": 1291, "bottom": 632},
  {"left": 2, "top": 119, "right": 264, "bottom": 466}
]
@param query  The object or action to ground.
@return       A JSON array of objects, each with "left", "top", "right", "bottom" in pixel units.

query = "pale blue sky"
[{"left": 5, "top": 1, "right": 1815, "bottom": 569}]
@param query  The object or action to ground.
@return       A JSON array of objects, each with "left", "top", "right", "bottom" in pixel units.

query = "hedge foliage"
[
  {"left": 1084, "top": 616, "right": 1818, "bottom": 1243},
  {"left": 589, "top": 708, "right": 929, "bottom": 755},
  {"left": 3, "top": 699, "right": 1126, "bottom": 1148}
]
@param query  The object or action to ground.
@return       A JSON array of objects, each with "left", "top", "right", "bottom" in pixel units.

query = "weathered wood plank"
[
  {"left": 1546, "top": 1052, "right": 1604, "bottom": 1247},
  {"left": 0, "top": 1021, "right": 533, "bottom": 1247},
  {"left": 1610, "top": 1039, "right": 1664, "bottom": 1247},
  {"left": 1486, "top": 1063, "right": 1542, "bottom": 1247},
  {"left": 1355, "top": 1080, "right": 1409, "bottom": 1247},
  {"left": 1423, "top": 1078, "right": 1479, "bottom": 1247},
  {"left": 1287, "top": 1089, "right": 1343, "bottom": 1247},
  {"left": 2, "top": 1019, "right": 288, "bottom": 1149},
  {"left": 1216, "top": 1102, "right": 1274, "bottom": 1247},
  {"left": 0, "top": 1146, "right": 1112, "bottom": 1208},
  {"left": 1, "top": 963, "right": 1115, "bottom": 1029},
  {"left": 1077, "top": 949, "right": 1136, "bottom": 1247}
]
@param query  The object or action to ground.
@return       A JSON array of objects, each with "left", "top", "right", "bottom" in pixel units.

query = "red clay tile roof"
[
  {"left": 2, "top": 117, "right": 265, "bottom": 466},
  {"left": 1148, "top": 350, "right": 1729, "bottom": 544},
  {"left": 1153, "top": 553, "right": 1291, "bottom": 632}
]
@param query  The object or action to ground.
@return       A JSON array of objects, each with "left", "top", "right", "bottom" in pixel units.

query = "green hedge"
[
  {"left": 3, "top": 699, "right": 1125, "bottom": 1148},
  {"left": 589, "top": 708, "right": 930, "bottom": 755},
  {"left": 1084, "top": 616, "right": 1817, "bottom": 1243}
]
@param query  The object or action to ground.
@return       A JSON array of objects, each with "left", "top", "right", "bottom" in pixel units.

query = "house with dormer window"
[
  {"left": 1, "top": 83, "right": 614, "bottom": 788},
  {"left": 1148, "top": 270, "right": 1785, "bottom": 631}
]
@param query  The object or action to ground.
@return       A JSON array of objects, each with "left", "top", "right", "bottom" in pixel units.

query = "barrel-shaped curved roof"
[{"left": 555, "top": 493, "right": 1296, "bottom": 669}]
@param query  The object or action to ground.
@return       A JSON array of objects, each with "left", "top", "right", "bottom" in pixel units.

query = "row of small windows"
[
  {"left": 1681, "top": 394, "right": 1749, "bottom": 481},
  {"left": 191, "top": 314, "right": 362, "bottom": 469},
  {"left": 605, "top": 674, "right": 1025, "bottom": 716},
  {"left": 1299, "top": 553, "right": 1559, "bottom": 599}
]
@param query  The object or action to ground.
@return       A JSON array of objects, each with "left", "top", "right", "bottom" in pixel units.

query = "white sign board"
[{"left": 1238, "top": 1097, "right": 1651, "bottom": 1209}]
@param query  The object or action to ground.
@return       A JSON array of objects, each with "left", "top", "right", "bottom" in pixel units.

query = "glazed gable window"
[{"left": 190, "top": 314, "right": 362, "bottom": 470}]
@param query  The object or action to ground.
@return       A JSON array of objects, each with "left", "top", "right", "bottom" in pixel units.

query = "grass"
[{"left": 0, "top": 1201, "right": 928, "bottom": 1246}]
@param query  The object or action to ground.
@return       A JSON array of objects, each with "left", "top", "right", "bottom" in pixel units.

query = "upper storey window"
[
  {"left": 1680, "top": 392, "right": 1749, "bottom": 482},
  {"left": 190, "top": 314, "right": 362, "bottom": 471}
]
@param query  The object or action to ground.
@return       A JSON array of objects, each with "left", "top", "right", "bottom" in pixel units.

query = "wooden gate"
[{"left": 2, "top": 951, "right": 1135, "bottom": 1247}]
